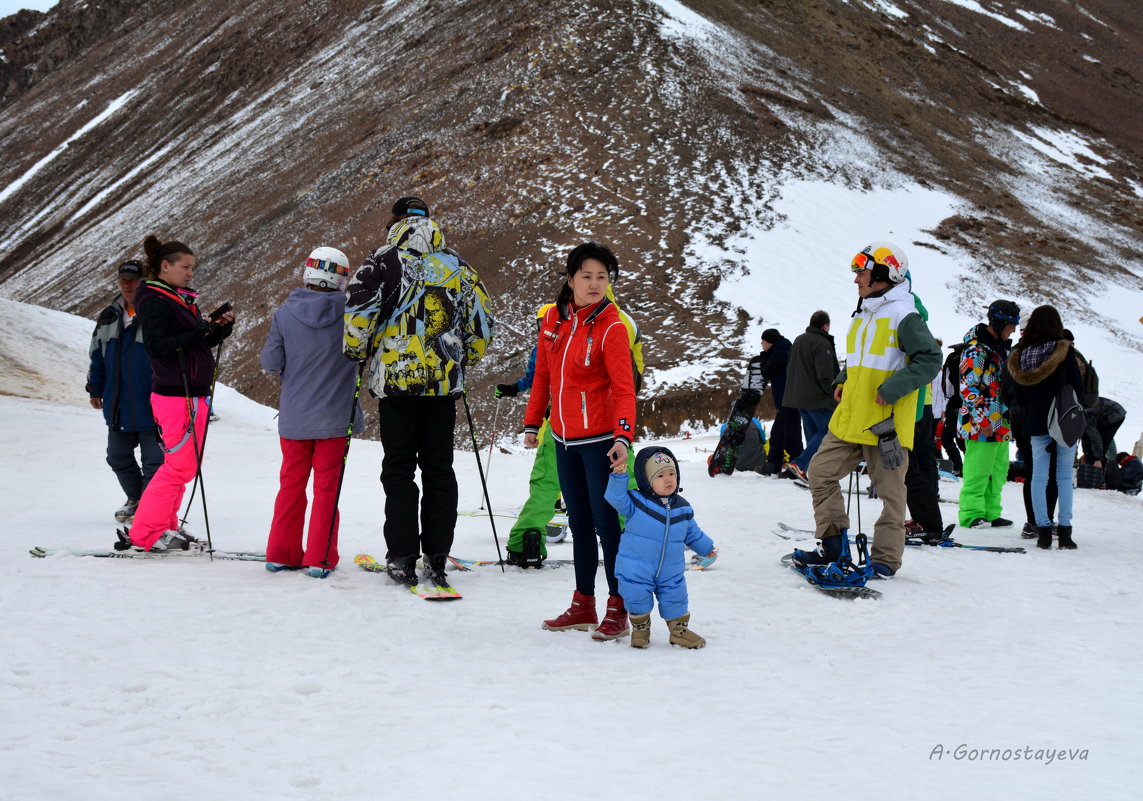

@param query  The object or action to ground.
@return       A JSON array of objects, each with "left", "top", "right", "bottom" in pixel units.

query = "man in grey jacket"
[
  {"left": 261, "top": 246, "right": 363, "bottom": 578},
  {"left": 781, "top": 310, "right": 838, "bottom": 481}
]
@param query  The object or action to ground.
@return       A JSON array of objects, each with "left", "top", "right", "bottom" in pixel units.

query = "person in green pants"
[{"left": 497, "top": 294, "right": 644, "bottom": 566}]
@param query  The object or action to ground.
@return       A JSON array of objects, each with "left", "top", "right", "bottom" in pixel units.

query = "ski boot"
[
  {"left": 114, "top": 499, "right": 138, "bottom": 523},
  {"left": 386, "top": 554, "right": 419, "bottom": 586},
  {"left": 421, "top": 554, "right": 451, "bottom": 588},
  {"left": 791, "top": 532, "right": 843, "bottom": 567}
]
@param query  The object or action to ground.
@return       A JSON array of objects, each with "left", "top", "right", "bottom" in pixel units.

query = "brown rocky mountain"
[{"left": 2, "top": 0, "right": 1141, "bottom": 440}]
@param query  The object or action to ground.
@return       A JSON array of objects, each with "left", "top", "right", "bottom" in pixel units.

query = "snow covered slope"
[{"left": 0, "top": 298, "right": 1138, "bottom": 800}]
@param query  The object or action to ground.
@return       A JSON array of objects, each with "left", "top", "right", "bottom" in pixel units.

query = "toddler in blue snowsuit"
[{"left": 606, "top": 446, "right": 716, "bottom": 648}]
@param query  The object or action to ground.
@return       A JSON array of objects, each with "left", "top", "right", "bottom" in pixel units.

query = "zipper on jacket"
[
  {"left": 656, "top": 497, "right": 671, "bottom": 578},
  {"left": 580, "top": 391, "right": 588, "bottom": 430},
  {"left": 556, "top": 314, "right": 578, "bottom": 437}
]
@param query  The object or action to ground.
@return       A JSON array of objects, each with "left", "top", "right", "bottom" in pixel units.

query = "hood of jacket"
[
  {"left": 633, "top": 445, "right": 681, "bottom": 499},
  {"left": 386, "top": 215, "right": 445, "bottom": 254},
  {"left": 768, "top": 336, "right": 792, "bottom": 356},
  {"left": 857, "top": 280, "right": 914, "bottom": 314},
  {"left": 282, "top": 286, "right": 346, "bottom": 329},
  {"left": 962, "top": 322, "right": 1007, "bottom": 352},
  {"left": 1007, "top": 339, "right": 1071, "bottom": 386}
]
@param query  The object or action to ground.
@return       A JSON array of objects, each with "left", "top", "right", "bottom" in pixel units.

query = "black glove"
[
  {"left": 869, "top": 417, "right": 905, "bottom": 470},
  {"left": 495, "top": 383, "right": 519, "bottom": 398}
]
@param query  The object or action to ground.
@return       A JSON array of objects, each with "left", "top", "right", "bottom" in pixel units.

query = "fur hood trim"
[{"left": 1007, "top": 339, "right": 1070, "bottom": 386}]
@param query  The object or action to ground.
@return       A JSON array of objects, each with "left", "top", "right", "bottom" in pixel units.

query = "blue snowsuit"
[{"left": 605, "top": 447, "right": 715, "bottom": 620}]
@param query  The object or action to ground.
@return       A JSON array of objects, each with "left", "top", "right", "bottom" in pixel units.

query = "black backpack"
[
  {"left": 1048, "top": 383, "right": 1086, "bottom": 449},
  {"left": 1072, "top": 346, "right": 1099, "bottom": 408}
]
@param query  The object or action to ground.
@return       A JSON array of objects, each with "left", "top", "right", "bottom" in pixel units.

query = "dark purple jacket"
[{"left": 135, "top": 280, "right": 233, "bottom": 397}]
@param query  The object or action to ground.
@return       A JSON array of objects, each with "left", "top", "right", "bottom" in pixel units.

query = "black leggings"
[
  {"left": 554, "top": 439, "right": 622, "bottom": 597},
  {"left": 1017, "top": 434, "right": 1057, "bottom": 525}
]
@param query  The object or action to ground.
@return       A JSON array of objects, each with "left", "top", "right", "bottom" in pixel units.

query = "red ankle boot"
[
  {"left": 542, "top": 590, "right": 598, "bottom": 631},
  {"left": 591, "top": 595, "right": 630, "bottom": 640}
]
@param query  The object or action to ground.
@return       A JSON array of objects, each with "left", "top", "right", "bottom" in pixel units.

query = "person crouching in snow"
[{"left": 605, "top": 447, "right": 716, "bottom": 649}]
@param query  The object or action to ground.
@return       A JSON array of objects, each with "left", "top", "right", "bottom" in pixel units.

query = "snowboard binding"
[{"left": 801, "top": 530, "right": 874, "bottom": 588}]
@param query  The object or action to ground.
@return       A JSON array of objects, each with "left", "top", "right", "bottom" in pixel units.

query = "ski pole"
[
  {"left": 462, "top": 392, "right": 505, "bottom": 572},
  {"left": 180, "top": 341, "right": 223, "bottom": 531},
  {"left": 176, "top": 348, "right": 214, "bottom": 559},
  {"left": 320, "top": 362, "right": 366, "bottom": 568},
  {"left": 480, "top": 400, "right": 501, "bottom": 510}
]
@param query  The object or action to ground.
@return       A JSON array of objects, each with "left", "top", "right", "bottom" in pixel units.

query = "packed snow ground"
[{"left": 1, "top": 299, "right": 1140, "bottom": 800}]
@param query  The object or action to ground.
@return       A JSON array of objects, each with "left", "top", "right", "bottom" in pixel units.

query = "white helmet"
[
  {"left": 303, "top": 246, "right": 351, "bottom": 291},
  {"left": 851, "top": 241, "right": 908, "bottom": 284}
]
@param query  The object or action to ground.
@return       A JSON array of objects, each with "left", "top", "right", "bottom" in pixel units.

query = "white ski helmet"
[
  {"left": 851, "top": 241, "right": 908, "bottom": 284},
  {"left": 303, "top": 246, "right": 351, "bottom": 291}
]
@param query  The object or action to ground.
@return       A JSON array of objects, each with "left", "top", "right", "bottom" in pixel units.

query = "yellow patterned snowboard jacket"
[{"left": 343, "top": 216, "right": 495, "bottom": 398}]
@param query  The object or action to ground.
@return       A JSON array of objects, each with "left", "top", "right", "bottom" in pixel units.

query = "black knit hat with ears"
[{"left": 392, "top": 196, "right": 430, "bottom": 217}]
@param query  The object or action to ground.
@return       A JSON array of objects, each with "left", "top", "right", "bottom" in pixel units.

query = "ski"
[
  {"left": 447, "top": 553, "right": 716, "bottom": 572},
  {"left": 29, "top": 544, "right": 266, "bottom": 561},
  {"left": 772, "top": 522, "right": 1025, "bottom": 553},
  {"left": 353, "top": 554, "right": 462, "bottom": 600}
]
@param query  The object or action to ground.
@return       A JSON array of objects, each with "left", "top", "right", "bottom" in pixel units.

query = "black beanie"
[
  {"left": 761, "top": 328, "right": 781, "bottom": 344},
  {"left": 392, "top": 196, "right": 429, "bottom": 217}
]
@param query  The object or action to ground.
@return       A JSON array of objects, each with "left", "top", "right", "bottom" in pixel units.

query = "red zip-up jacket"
[{"left": 524, "top": 298, "right": 636, "bottom": 447}]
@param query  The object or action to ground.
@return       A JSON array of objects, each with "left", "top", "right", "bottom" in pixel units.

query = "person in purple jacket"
[{"left": 261, "top": 247, "right": 363, "bottom": 578}]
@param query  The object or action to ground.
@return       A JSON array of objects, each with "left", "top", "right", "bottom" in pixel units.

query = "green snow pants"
[
  {"left": 958, "top": 439, "right": 1010, "bottom": 527},
  {"left": 507, "top": 419, "right": 560, "bottom": 557}
]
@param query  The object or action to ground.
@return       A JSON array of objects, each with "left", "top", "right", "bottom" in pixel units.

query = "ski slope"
[{"left": 1, "top": 297, "right": 1140, "bottom": 801}]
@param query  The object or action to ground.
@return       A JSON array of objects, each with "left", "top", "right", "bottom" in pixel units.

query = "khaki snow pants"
[{"left": 807, "top": 431, "right": 909, "bottom": 572}]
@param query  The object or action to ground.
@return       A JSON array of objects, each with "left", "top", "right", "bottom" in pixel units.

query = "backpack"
[
  {"left": 1081, "top": 359, "right": 1099, "bottom": 409},
  {"left": 1047, "top": 383, "right": 1085, "bottom": 449},
  {"left": 941, "top": 344, "right": 966, "bottom": 410}
]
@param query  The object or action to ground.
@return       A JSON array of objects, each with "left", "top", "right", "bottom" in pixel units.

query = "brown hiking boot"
[
  {"left": 667, "top": 613, "right": 706, "bottom": 649},
  {"left": 630, "top": 613, "right": 651, "bottom": 648},
  {"left": 542, "top": 590, "right": 597, "bottom": 631},
  {"left": 591, "top": 595, "right": 630, "bottom": 641}
]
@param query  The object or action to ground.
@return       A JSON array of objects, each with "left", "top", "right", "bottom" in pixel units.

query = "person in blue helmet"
[{"left": 605, "top": 446, "right": 716, "bottom": 649}]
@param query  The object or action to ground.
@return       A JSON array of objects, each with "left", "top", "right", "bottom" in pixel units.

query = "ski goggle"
[
  {"left": 850, "top": 252, "right": 877, "bottom": 273},
  {"left": 305, "top": 257, "right": 350, "bottom": 275}
]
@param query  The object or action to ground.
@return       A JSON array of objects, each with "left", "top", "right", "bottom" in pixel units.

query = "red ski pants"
[
  {"left": 265, "top": 437, "right": 345, "bottom": 568},
  {"left": 130, "top": 395, "right": 208, "bottom": 549}
]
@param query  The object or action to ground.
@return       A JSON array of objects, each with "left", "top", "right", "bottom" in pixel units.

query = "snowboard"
[
  {"left": 780, "top": 554, "right": 883, "bottom": 599},
  {"left": 708, "top": 388, "right": 762, "bottom": 477}
]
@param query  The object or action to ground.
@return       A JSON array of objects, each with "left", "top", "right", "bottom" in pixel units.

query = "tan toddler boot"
[
  {"left": 630, "top": 613, "right": 651, "bottom": 648},
  {"left": 666, "top": 613, "right": 706, "bottom": 649}
]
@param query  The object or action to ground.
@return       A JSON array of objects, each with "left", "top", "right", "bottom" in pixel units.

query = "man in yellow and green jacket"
[{"left": 797, "top": 242, "right": 941, "bottom": 577}]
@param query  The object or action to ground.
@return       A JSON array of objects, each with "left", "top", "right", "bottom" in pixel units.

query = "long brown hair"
[
  {"left": 143, "top": 235, "right": 194, "bottom": 280},
  {"left": 1015, "top": 304, "right": 1063, "bottom": 348}
]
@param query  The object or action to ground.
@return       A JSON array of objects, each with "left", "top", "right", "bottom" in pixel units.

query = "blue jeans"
[
  {"left": 1031, "top": 434, "right": 1076, "bottom": 526},
  {"left": 792, "top": 408, "right": 833, "bottom": 472},
  {"left": 555, "top": 439, "right": 622, "bottom": 597}
]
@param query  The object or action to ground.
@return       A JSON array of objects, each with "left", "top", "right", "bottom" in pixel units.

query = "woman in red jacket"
[{"left": 524, "top": 242, "right": 637, "bottom": 640}]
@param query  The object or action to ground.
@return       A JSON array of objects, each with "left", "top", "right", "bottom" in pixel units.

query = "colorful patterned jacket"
[
  {"left": 957, "top": 323, "right": 1011, "bottom": 442},
  {"left": 344, "top": 217, "right": 495, "bottom": 398}
]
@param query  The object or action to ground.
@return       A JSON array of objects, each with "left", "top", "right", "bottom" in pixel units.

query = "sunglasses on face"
[{"left": 306, "top": 257, "right": 350, "bottom": 275}]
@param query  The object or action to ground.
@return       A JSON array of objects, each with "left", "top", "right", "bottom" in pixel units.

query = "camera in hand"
[{"left": 209, "top": 302, "right": 233, "bottom": 321}]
